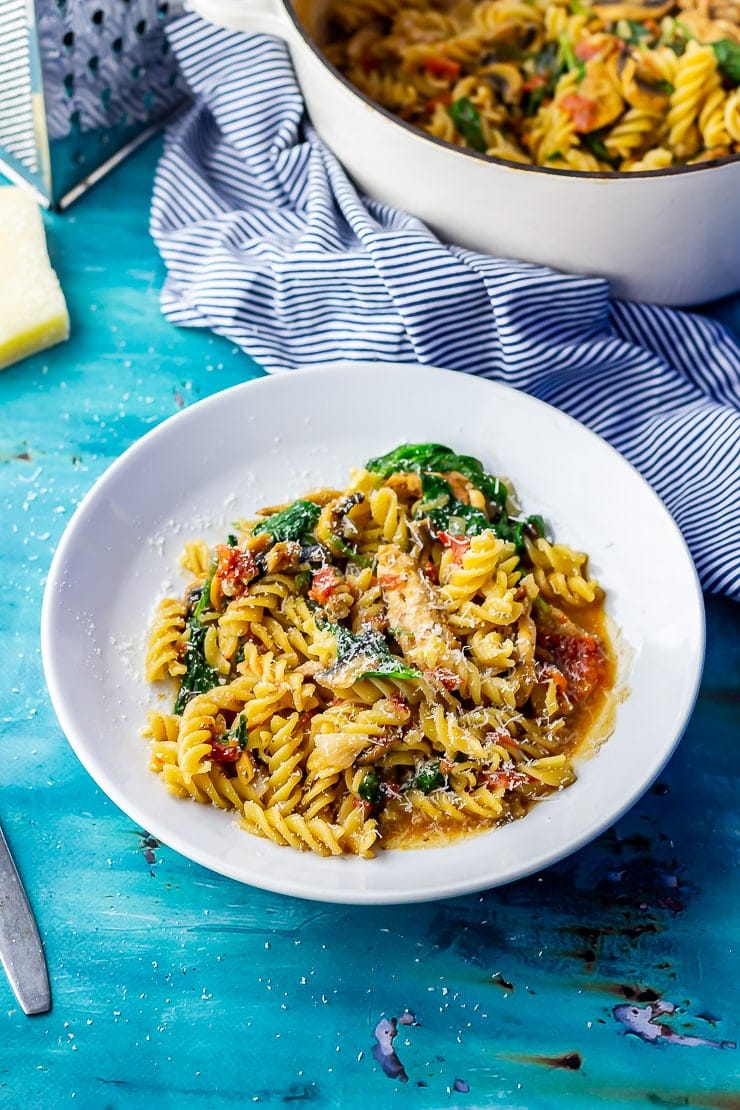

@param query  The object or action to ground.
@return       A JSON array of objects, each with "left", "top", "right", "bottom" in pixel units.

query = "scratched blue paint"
[{"left": 1, "top": 141, "right": 738, "bottom": 1109}]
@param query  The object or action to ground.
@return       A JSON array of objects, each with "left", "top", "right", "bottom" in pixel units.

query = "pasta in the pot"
[{"left": 320, "top": 0, "right": 740, "bottom": 171}]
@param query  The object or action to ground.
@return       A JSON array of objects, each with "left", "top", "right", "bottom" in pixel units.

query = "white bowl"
[{"left": 41, "top": 363, "right": 705, "bottom": 903}]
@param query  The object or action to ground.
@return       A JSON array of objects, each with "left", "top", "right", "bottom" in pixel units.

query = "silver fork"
[{"left": 0, "top": 821, "right": 51, "bottom": 1014}]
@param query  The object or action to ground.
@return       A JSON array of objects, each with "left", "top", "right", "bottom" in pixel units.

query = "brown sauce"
[{"left": 378, "top": 598, "right": 619, "bottom": 851}]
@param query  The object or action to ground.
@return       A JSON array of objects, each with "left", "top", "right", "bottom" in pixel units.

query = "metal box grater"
[{"left": 0, "top": 0, "right": 187, "bottom": 208}]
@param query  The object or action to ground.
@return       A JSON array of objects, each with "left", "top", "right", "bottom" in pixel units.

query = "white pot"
[{"left": 188, "top": 0, "right": 740, "bottom": 305}]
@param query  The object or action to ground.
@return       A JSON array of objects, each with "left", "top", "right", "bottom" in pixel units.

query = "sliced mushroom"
[
  {"left": 357, "top": 734, "right": 398, "bottom": 765},
  {"left": 261, "top": 540, "right": 304, "bottom": 575},
  {"left": 614, "top": 48, "right": 671, "bottom": 114},
  {"left": 681, "top": 0, "right": 740, "bottom": 29},
  {"left": 315, "top": 490, "right": 365, "bottom": 551},
  {"left": 480, "top": 62, "right": 524, "bottom": 104},
  {"left": 485, "top": 19, "right": 543, "bottom": 53}
]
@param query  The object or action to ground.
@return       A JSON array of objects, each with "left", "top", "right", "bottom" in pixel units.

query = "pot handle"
[{"left": 185, "top": 0, "right": 292, "bottom": 41}]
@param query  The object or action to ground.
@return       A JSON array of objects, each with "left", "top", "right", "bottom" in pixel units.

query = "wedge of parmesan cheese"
[{"left": 0, "top": 187, "right": 70, "bottom": 371}]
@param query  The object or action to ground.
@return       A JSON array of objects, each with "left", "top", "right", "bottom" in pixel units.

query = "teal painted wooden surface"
[{"left": 1, "top": 140, "right": 738, "bottom": 1110}]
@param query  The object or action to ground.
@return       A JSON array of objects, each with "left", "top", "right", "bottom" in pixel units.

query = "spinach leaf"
[
  {"left": 713, "top": 39, "right": 740, "bottom": 84},
  {"left": 499, "top": 512, "right": 547, "bottom": 551},
  {"left": 448, "top": 98, "right": 487, "bottom": 152},
  {"left": 175, "top": 567, "right": 222, "bottom": 714},
  {"left": 366, "top": 442, "right": 436, "bottom": 474},
  {"left": 534, "top": 41, "right": 559, "bottom": 75},
  {"left": 294, "top": 569, "right": 312, "bottom": 592},
  {"left": 325, "top": 534, "right": 373, "bottom": 568},
  {"left": 418, "top": 473, "right": 492, "bottom": 537},
  {"left": 225, "top": 713, "right": 249, "bottom": 751},
  {"left": 557, "top": 33, "right": 585, "bottom": 81},
  {"left": 525, "top": 513, "right": 546, "bottom": 539},
  {"left": 481, "top": 43, "right": 525, "bottom": 63},
  {"left": 192, "top": 563, "right": 215, "bottom": 620},
  {"left": 418, "top": 473, "right": 546, "bottom": 548},
  {"left": 409, "top": 760, "right": 445, "bottom": 794},
  {"left": 415, "top": 472, "right": 545, "bottom": 552},
  {"left": 581, "top": 129, "right": 620, "bottom": 167},
  {"left": 523, "top": 82, "right": 550, "bottom": 116},
  {"left": 334, "top": 623, "right": 421, "bottom": 680},
  {"left": 521, "top": 44, "right": 560, "bottom": 115},
  {"left": 358, "top": 771, "right": 382, "bottom": 806},
  {"left": 366, "top": 442, "right": 507, "bottom": 507},
  {"left": 174, "top": 621, "right": 222, "bottom": 715},
  {"left": 367, "top": 443, "right": 546, "bottom": 552},
  {"left": 317, "top": 622, "right": 421, "bottom": 686},
  {"left": 252, "top": 499, "right": 321, "bottom": 544},
  {"left": 615, "top": 17, "right": 654, "bottom": 44}
]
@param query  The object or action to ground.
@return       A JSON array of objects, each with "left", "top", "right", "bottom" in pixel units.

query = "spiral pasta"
[
  {"left": 321, "top": 0, "right": 740, "bottom": 171},
  {"left": 143, "top": 443, "right": 617, "bottom": 856},
  {"left": 145, "top": 597, "right": 187, "bottom": 682}
]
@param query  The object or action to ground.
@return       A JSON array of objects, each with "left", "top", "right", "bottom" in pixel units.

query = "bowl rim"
[{"left": 286, "top": 0, "right": 740, "bottom": 182}]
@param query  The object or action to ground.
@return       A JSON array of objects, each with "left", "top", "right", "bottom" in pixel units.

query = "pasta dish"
[
  {"left": 144, "top": 444, "right": 617, "bottom": 857},
  {"left": 320, "top": 0, "right": 740, "bottom": 172}
]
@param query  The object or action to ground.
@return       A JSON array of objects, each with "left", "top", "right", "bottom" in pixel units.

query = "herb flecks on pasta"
[
  {"left": 144, "top": 444, "right": 616, "bottom": 857},
  {"left": 320, "top": 0, "right": 740, "bottom": 171}
]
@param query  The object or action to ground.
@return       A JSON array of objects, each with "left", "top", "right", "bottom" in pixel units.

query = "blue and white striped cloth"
[{"left": 150, "top": 14, "right": 740, "bottom": 600}]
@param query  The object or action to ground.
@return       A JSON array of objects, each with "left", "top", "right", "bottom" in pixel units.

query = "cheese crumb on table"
[{"left": 0, "top": 187, "right": 70, "bottom": 371}]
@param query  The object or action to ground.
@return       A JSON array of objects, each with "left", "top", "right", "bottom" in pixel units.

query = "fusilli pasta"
[
  {"left": 143, "top": 443, "right": 617, "bottom": 857},
  {"left": 321, "top": 0, "right": 740, "bottom": 171}
]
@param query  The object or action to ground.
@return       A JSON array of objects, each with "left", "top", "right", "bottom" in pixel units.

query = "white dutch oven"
[{"left": 190, "top": 0, "right": 740, "bottom": 305}]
